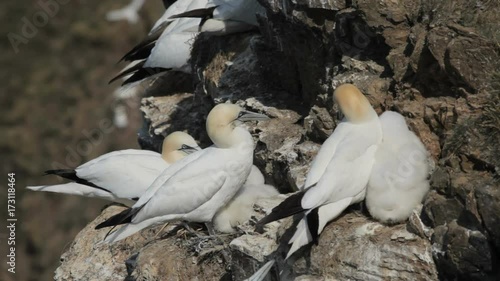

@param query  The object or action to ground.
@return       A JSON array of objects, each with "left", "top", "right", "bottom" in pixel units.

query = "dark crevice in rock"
[
  {"left": 334, "top": 10, "right": 392, "bottom": 67},
  {"left": 124, "top": 253, "right": 139, "bottom": 280},
  {"left": 412, "top": 45, "right": 456, "bottom": 98}
]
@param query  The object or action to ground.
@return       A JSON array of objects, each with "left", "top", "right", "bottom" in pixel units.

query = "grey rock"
[
  {"left": 476, "top": 184, "right": 500, "bottom": 253},
  {"left": 431, "top": 220, "right": 496, "bottom": 281}
]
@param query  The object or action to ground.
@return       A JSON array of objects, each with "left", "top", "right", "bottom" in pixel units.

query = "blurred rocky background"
[
  {"left": 0, "top": 1, "right": 165, "bottom": 280},
  {"left": 2, "top": 0, "right": 499, "bottom": 280}
]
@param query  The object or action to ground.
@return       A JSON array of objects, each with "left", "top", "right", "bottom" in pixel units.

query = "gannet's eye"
[
  {"left": 180, "top": 144, "right": 190, "bottom": 150},
  {"left": 237, "top": 111, "right": 246, "bottom": 118}
]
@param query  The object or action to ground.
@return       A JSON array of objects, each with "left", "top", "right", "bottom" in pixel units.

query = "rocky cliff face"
[{"left": 56, "top": 0, "right": 499, "bottom": 280}]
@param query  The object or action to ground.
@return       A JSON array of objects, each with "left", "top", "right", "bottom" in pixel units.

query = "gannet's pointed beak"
[
  {"left": 179, "top": 145, "right": 200, "bottom": 154},
  {"left": 237, "top": 111, "right": 270, "bottom": 122}
]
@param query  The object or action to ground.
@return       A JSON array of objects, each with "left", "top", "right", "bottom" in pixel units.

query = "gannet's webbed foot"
[
  {"left": 180, "top": 221, "right": 203, "bottom": 238},
  {"left": 205, "top": 222, "right": 217, "bottom": 236},
  {"left": 234, "top": 224, "right": 249, "bottom": 235},
  {"left": 203, "top": 222, "right": 231, "bottom": 263},
  {"left": 161, "top": 221, "right": 204, "bottom": 239}
]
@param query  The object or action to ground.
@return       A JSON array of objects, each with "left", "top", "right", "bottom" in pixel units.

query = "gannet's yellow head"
[
  {"left": 334, "top": 84, "right": 376, "bottom": 123},
  {"left": 161, "top": 131, "right": 199, "bottom": 163},
  {"left": 206, "top": 103, "right": 269, "bottom": 148}
]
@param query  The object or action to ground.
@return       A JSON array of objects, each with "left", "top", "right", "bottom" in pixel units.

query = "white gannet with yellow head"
[
  {"left": 366, "top": 111, "right": 431, "bottom": 224},
  {"left": 96, "top": 103, "right": 269, "bottom": 243},
  {"left": 256, "top": 83, "right": 382, "bottom": 259},
  {"left": 26, "top": 131, "right": 199, "bottom": 206},
  {"left": 213, "top": 165, "right": 279, "bottom": 233}
]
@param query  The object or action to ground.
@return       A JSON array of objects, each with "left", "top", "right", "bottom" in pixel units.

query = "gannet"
[
  {"left": 95, "top": 104, "right": 269, "bottom": 243},
  {"left": 170, "top": 0, "right": 265, "bottom": 35},
  {"left": 114, "top": 0, "right": 193, "bottom": 64},
  {"left": 366, "top": 111, "right": 430, "bottom": 224},
  {"left": 111, "top": 0, "right": 209, "bottom": 85},
  {"left": 255, "top": 84, "right": 382, "bottom": 259},
  {"left": 26, "top": 131, "right": 199, "bottom": 206},
  {"left": 213, "top": 165, "right": 279, "bottom": 233}
]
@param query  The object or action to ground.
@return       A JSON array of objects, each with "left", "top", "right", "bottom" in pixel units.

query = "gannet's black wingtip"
[
  {"left": 306, "top": 207, "right": 320, "bottom": 245},
  {"left": 117, "top": 21, "right": 169, "bottom": 63},
  {"left": 95, "top": 208, "right": 133, "bottom": 229},
  {"left": 109, "top": 60, "right": 146, "bottom": 84},
  {"left": 44, "top": 169, "right": 111, "bottom": 193},
  {"left": 121, "top": 67, "right": 170, "bottom": 86},
  {"left": 169, "top": 6, "right": 218, "bottom": 19},
  {"left": 95, "top": 202, "right": 146, "bottom": 229},
  {"left": 44, "top": 169, "right": 75, "bottom": 176},
  {"left": 254, "top": 191, "right": 306, "bottom": 232}
]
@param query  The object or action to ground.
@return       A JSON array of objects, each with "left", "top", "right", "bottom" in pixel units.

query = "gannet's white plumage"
[
  {"left": 26, "top": 132, "right": 199, "bottom": 206},
  {"left": 111, "top": 0, "right": 208, "bottom": 85},
  {"left": 150, "top": 0, "right": 202, "bottom": 33},
  {"left": 143, "top": 17, "right": 201, "bottom": 73},
  {"left": 256, "top": 84, "right": 382, "bottom": 259},
  {"left": 96, "top": 104, "right": 269, "bottom": 243},
  {"left": 210, "top": 0, "right": 265, "bottom": 25},
  {"left": 213, "top": 165, "right": 279, "bottom": 233},
  {"left": 111, "top": 0, "right": 264, "bottom": 84},
  {"left": 170, "top": 0, "right": 265, "bottom": 34},
  {"left": 366, "top": 111, "right": 430, "bottom": 224}
]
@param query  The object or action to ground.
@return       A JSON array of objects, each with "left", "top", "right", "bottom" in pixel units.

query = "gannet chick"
[
  {"left": 255, "top": 84, "right": 382, "bottom": 259},
  {"left": 245, "top": 165, "right": 265, "bottom": 186},
  {"left": 26, "top": 131, "right": 199, "bottom": 206},
  {"left": 170, "top": 0, "right": 265, "bottom": 35},
  {"left": 95, "top": 104, "right": 269, "bottom": 243},
  {"left": 213, "top": 165, "right": 279, "bottom": 233},
  {"left": 366, "top": 111, "right": 431, "bottom": 224}
]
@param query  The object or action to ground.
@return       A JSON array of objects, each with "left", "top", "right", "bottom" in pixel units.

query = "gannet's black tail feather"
[
  {"left": 95, "top": 204, "right": 144, "bottom": 229},
  {"left": 255, "top": 191, "right": 306, "bottom": 233},
  {"left": 306, "top": 207, "right": 320, "bottom": 245},
  {"left": 44, "top": 169, "right": 111, "bottom": 193}
]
